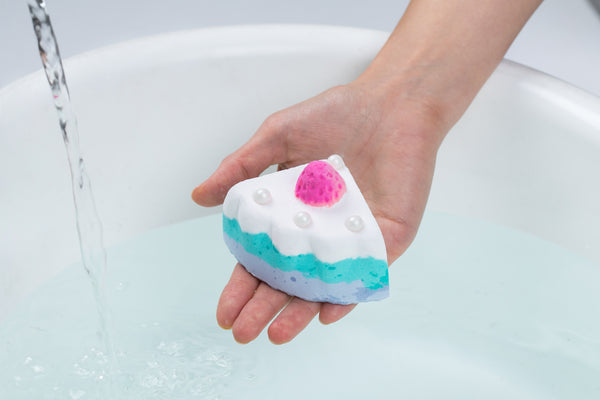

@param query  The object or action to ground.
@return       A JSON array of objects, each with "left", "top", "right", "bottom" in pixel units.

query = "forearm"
[{"left": 356, "top": 0, "right": 543, "bottom": 138}]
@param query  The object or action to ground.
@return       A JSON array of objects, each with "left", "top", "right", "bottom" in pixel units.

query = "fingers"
[
  {"left": 230, "top": 283, "right": 290, "bottom": 344},
  {"left": 268, "top": 297, "right": 321, "bottom": 345},
  {"left": 216, "top": 264, "right": 260, "bottom": 329},
  {"left": 319, "top": 303, "right": 356, "bottom": 325},
  {"left": 217, "top": 264, "right": 291, "bottom": 344},
  {"left": 192, "top": 117, "right": 288, "bottom": 207},
  {"left": 217, "top": 263, "right": 356, "bottom": 344}
]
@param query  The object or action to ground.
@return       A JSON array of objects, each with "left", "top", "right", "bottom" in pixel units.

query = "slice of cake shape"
[{"left": 222, "top": 154, "right": 389, "bottom": 305}]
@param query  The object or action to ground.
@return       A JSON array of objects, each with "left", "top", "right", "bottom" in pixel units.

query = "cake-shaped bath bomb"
[{"left": 222, "top": 154, "right": 389, "bottom": 304}]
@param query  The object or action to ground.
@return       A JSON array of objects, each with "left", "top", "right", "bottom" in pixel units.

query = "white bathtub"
[{"left": 1, "top": 25, "right": 599, "bottom": 397}]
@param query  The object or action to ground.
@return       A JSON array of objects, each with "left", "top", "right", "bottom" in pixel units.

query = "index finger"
[{"left": 192, "top": 116, "right": 288, "bottom": 207}]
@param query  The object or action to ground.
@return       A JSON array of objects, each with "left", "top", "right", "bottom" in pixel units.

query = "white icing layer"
[{"left": 223, "top": 159, "right": 387, "bottom": 264}]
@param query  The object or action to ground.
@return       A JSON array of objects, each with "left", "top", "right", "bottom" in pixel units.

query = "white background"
[{"left": 0, "top": 0, "right": 599, "bottom": 96}]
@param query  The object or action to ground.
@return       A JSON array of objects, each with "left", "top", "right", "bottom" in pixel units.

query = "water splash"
[{"left": 27, "top": 0, "right": 118, "bottom": 396}]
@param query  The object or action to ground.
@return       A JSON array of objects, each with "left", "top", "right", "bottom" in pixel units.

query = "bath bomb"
[{"left": 222, "top": 154, "right": 389, "bottom": 304}]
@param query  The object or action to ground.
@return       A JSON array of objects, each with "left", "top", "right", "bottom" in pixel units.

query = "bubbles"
[
  {"left": 3, "top": 327, "right": 257, "bottom": 399},
  {"left": 120, "top": 326, "right": 257, "bottom": 399}
]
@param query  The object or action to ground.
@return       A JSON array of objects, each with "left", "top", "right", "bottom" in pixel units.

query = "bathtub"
[{"left": 1, "top": 25, "right": 599, "bottom": 398}]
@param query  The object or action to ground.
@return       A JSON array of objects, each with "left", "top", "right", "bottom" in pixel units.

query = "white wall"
[{"left": 0, "top": 0, "right": 599, "bottom": 95}]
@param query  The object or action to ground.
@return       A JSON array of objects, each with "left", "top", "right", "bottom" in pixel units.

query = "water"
[
  {"left": 15, "top": 4, "right": 600, "bottom": 396},
  {"left": 1, "top": 212, "right": 599, "bottom": 399},
  {"left": 27, "top": 0, "right": 116, "bottom": 393}
]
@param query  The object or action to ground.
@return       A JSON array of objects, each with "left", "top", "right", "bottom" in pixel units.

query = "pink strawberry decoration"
[{"left": 295, "top": 160, "right": 346, "bottom": 207}]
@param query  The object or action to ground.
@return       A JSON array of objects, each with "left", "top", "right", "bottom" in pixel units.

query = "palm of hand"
[{"left": 192, "top": 84, "right": 442, "bottom": 344}]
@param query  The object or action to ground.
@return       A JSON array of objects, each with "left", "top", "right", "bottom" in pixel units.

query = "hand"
[
  {"left": 191, "top": 0, "right": 543, "bottom": 344},
  {"left": 192, "top": 81, "right": 446, "bottom": 344}
]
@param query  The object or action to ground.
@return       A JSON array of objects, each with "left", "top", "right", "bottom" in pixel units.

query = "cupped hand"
[
  {"left": 189, "top": 0, "right": 544, "bottom": 344},
  {"left": 192, "top": 81, "right": 447, "bottom": 344}
]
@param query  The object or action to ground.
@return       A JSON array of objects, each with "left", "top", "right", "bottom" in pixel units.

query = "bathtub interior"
[
  {"left": 0, "top": 26, "right": 388, "bottom": 317},
  {"left": 0, "top": 25, "right": 599, "bottom": 396}
]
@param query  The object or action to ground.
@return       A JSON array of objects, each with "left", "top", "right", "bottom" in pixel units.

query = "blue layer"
[
  {"left": 224, "top": 233, "right": 389, "bottom": 304},
  {"left": 223, "top": 216, "right": 388, "bottom": 290}
]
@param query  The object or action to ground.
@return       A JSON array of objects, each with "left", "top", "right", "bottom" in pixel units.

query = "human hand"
[
  {"left": 191, "top": 0, "right": 543, "bottom": 344},
  {"left": 191, "top": 80, "right": 446, "bottom": 344}
]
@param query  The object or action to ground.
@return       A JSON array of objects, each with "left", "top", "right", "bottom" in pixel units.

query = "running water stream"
[{"left": 27, "top": 0, "right": 118, "bottom": 395}]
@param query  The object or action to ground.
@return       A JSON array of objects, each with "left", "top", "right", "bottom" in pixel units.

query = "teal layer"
[{"left": 223, "top": 216, "right": 388, "bottom": 290}]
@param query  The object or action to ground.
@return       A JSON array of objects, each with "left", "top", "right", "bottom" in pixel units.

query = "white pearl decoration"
[
  {"left": 327, "top": 154, "right": 345, "bottom": 170},
  {"left": 345, "top": 215, "right": 364, "bottom": 232},
  {"left": 253, "top": 188, "right": 272, "bottom": 205},
  {"left": 293, "top": 211, "right": 312, "bottom": 228}
]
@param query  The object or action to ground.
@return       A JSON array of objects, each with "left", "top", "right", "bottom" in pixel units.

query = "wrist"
[
  {"left": 353, "top": 54, "right": 476, "bottom": 138},
  {"left": 352, "top": 0, "right": 542, "bottom": 140},
  {"left": 348, "top": 60, "right": 457, "bottom": 150}
]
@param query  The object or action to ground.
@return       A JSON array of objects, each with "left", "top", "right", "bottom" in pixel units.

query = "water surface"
[{"left": 1, "top": 212, "right": 599, "bottom": 399}]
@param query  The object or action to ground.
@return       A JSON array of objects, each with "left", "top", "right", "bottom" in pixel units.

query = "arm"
[
  {"left": 192, "top": 0, "right": 543, "bottom": 344},
  {"left": 358, "top": 0, "right": 543, "bottom": 132}
]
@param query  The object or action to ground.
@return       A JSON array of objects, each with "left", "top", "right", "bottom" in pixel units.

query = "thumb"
[{"left": 191, "top": 127, "right": 287, "bottom": 207}]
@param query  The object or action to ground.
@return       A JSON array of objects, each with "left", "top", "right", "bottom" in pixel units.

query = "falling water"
[{"left": 27, "top": 0, "right": 117, "bottom": 396}]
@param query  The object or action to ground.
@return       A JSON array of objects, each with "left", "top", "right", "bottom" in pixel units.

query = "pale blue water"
[{"left": 1, "top": 212, "right": 599, "bottom": 399}]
